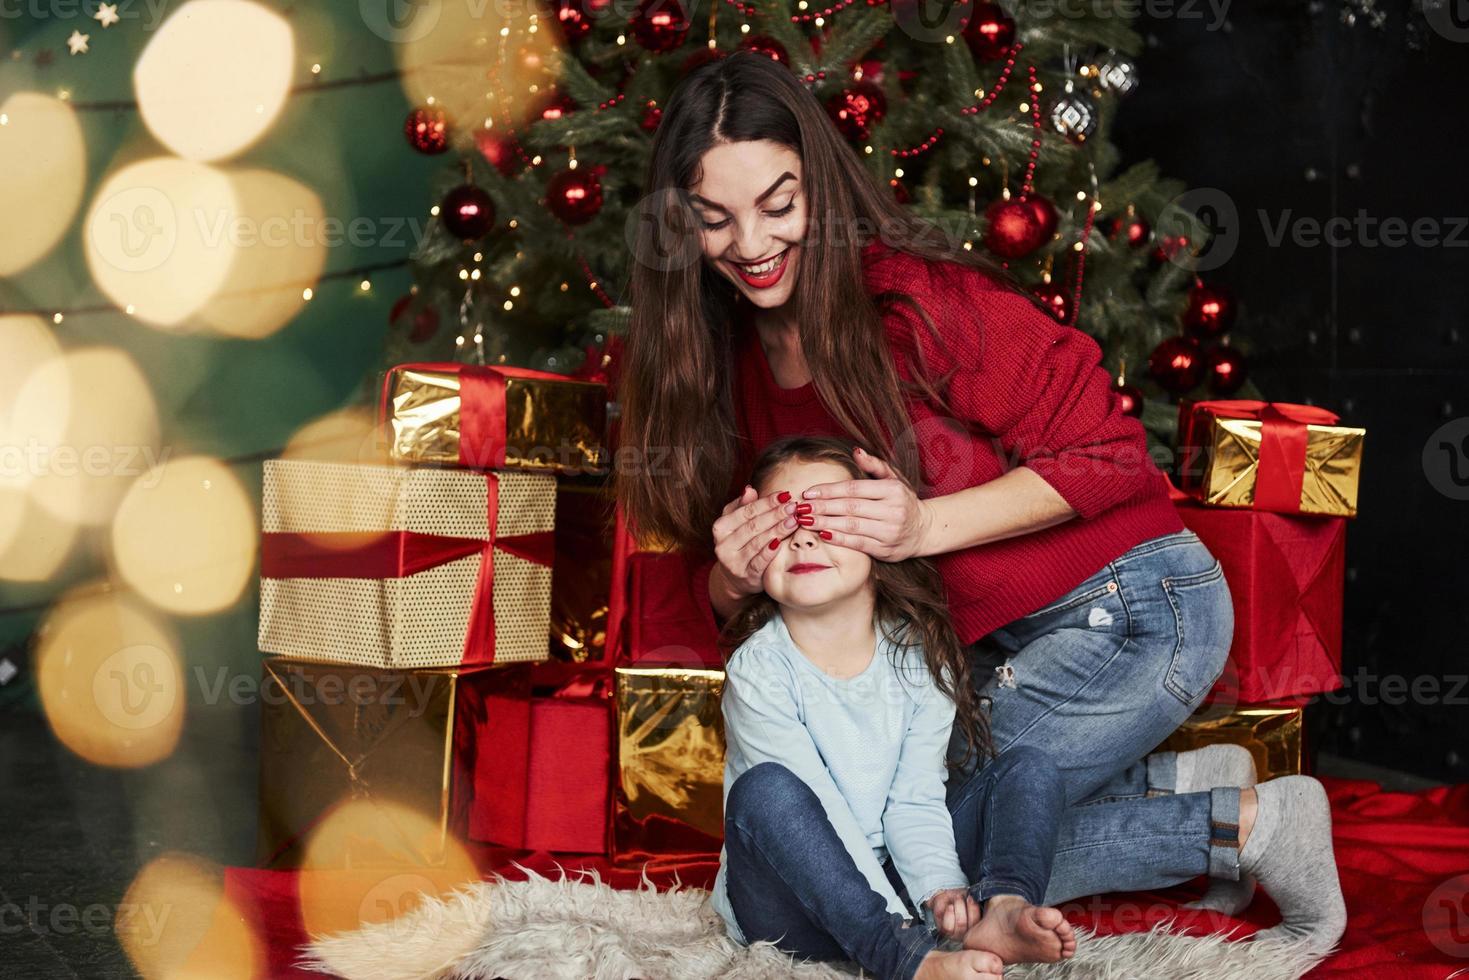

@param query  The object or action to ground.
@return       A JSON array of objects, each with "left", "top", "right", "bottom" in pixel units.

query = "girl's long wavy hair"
[
  {"left": 616, "top": 50, "right": 1022, "bottom": 553},
  {"left": 717, "top": 436, "right": 992, "bottom": 770}
]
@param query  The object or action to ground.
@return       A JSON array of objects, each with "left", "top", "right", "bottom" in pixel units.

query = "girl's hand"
[
  {"left": 928, "top": 888, "right": 981, "bottom": 939},
  {"left": 799, "top": 447, "right": 933, "bottom": 561},
  {"left": 711, "top": 484, "right": 798, "bottom": 600}
]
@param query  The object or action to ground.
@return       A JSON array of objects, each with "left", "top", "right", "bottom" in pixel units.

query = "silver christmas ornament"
[
  {"left": 1049, "top": 82, "right": 1097, "bottom": 142},
  {"left": 1097, "top": 54, "right": 1138, "bottom": 95}
]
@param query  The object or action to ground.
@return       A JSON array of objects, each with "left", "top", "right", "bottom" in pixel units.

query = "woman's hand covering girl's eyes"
[
  {"left": 711, "top": 484, "right": 798, "bottom": 599},
  {"left": 797, "top": 447, "right": 934, "bottom": 562}
]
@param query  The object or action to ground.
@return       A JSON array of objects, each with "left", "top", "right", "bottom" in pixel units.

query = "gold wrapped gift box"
[
  {"left": 383, "top": 364, "right": 607, "bottom": 475},
  {"left": 1176, "top": 400, "right": 1364, "bottom": 518},
  {"left": 256, "top": 658, "right": 530, "bottom": 868},
  {"left": 1162, "top": 705, "right": 1303, "bottom": 782},
  {"left": 614, "top": 667, "right": 726, "bottom": 857}
]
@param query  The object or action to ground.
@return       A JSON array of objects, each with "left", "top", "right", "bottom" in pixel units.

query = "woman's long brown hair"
[
  {"left": 617, "top": 50, "right": 1024, "bottom": 553},
  {"left": 717, "top": 436, "right": 992, "bottom": 770}
]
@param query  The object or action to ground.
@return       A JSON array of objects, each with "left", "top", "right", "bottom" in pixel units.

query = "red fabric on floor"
[{"left": 222, "top": 778, "right": 1469, "bottom": 978}]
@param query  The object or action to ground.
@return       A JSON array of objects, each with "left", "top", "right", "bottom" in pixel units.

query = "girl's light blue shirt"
[{"left": 710, "top": 612, "right": 967, "bottom": 944}]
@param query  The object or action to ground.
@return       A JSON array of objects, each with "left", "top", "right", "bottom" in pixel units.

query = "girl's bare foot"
[
  {"left": 914, "top": 948, "right": 1004, "bottom": 980},
  {"left": 962, "top": 894, "right": 1077, "bottom": 965}
]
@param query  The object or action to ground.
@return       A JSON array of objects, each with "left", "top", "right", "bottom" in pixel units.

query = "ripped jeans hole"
[{"left": 995, "top": 662, "right": 1017, "bottom": 690}]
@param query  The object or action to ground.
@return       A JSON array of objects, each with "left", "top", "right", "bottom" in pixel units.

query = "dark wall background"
[{"left": 1112, "top": 2, "right": 1469, "bottom": 780}]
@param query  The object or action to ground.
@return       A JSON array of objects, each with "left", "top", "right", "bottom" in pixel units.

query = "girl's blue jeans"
[
  {"left": 722, "top": 745, "right": 1065, "bottom": 980},
  {"left": 955, "top": 528, "right": 1243, "bottom": 904}
]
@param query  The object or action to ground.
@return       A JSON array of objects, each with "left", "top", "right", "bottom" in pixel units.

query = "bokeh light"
[
  {"left": 0, "top": 92, "right": 86, "bottom": 275},
  {"left": 134, "top": 0, "right": 294, "bottom": 161},
  {"left": 117, "top": 852, "right": 261, "bottom": 980},
  {"left": 297, "top": 798, "right": 479, "bottom": 949},
  {"left": 35, "top": 587, "right": 185, "bottom": 768},
  {"left": 111, "top": 455, "right": 256, "bottom": 616},
  {"left": 84, "top": 157, "right": 238, "bottom": 329},
  {"left": 396, "top": 0, "right": 563, "bottom": 133},
  {"left": 282, "top": 407, "right": 387, "bottom": 466},
  {"left": 9, "top": 346, "right": 161, "bottom": 528},
  {"left": 198, "top": 169, "right": 328, "bottom": 339}
]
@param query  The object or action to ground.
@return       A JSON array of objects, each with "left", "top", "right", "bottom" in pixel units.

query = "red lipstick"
[{"left": 787, "top": 563, "right": 830, "bottom": 574}]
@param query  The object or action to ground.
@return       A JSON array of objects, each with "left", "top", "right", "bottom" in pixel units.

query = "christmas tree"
[{"left": 392, "top": 0, "right": 1258, "bottom": 450}]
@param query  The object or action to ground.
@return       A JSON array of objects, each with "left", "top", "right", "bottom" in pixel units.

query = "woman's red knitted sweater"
[{"left": 694, "top": 238, "right": 1184, "bottom": 646}]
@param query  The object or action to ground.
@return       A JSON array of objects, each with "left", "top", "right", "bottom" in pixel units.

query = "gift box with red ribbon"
[
  {"left": 1174, "top": 491, "right": 1346, "bottom": 703},
  {"left": 1176, "top": 399, "right": 1365, "bottom": 517},
  {"left": 380, "top": 362, "right": 608, "bottom": 476},
  {"left": 258, "top": 459, "right": 555, "bottom": 670}
]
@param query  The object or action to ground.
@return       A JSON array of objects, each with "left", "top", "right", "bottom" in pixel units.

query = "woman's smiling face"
[{"left": 690, "top": 139, "right": 806, "bottom": 311}]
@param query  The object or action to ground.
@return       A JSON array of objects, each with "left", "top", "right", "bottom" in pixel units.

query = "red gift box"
[
  {"left": 620, "top": 551, "right": 722, "bottom": 669},
  {"left": 1174, "top": 495, "right": 1346, "bottom": 704},
  {"left": 522, "top": 695, "right": 613, "bottom": 853}
]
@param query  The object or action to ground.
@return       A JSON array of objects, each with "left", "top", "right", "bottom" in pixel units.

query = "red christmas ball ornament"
[
  {"left": 962, "top": 2, "right": 1016, "bottom": 62},
  {"left": 540, "top": 92, "right": 577, "bottom": 123},
  {"left": 1033, "top": 282, "right": 1071, "bottom": 323},
  {"left": 1109, "top": 209, "right": 1151, "bottom": 248},
  {"left": 1148, "top": 336, "right": 1205, "bottom": 395},
  {"left": 1182, "top": 282, "right": 1237, "bottom": 338},
  {"left": 853, "top": 56, "right": 884, "bottom": 85},
  {"left": 984, "top": 198, "right": 1046, "bottom": 259},
  {"left": 475, "top": 129, "right": 522, "bottom": 176},
  {"left": 546, "top": 165, "right": 605, "bottom": 225},
  {"left": 404, "top": 106, "right": 450, "bottom": 155},
  {"left": 440, "top": 183, "right": 496, "bottom": 241},
  {"left": 826, "top": 80, "right": 887, "bottom": 141},
  {"left": 681, "top": 45, "right": 726, "bottom": 74},
  {"left": 640, "top": 101, "right": 663, "bottom": 133},
  {"left": 890, "top": 179, "right": 910, "bottom": 204},
  {"left": 1112, "top": 376, "right": 1145, "bottom": 417},
  {"left": 630, "top": 0, "right": 690, "bottom": 52},
  {"left": 553, "top": 0, "right": 592, "bottom": 43},
  {"left": 1204, "top": 345, "right": 1249, "bottom": 395},
  {"left": 739, "top": 34, "right": 789, "bottom": 65},
  {"left": 1152, "top": 233, "right": 1192, "bottom": 265},
  {"left": 410, "top": 306, "right": 440, "bottom": 344},
  {"left": 1024, "top": 194, "right": 1058, "bottom": 241}
]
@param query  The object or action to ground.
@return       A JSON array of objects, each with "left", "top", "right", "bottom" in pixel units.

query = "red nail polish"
[
  {"left": 818, "top": 530, "right": 832, "bottom": 540},
  {"left": 767, "top": 538, "right": 780, "bottom": 550},
  {"left": 794, "top": 502, "right": 812, "bottom": 515},
  {"left": 797, "top": 516, "right": 814, "bottom": 526},
  {"left": 777, "top": 491, "right": 791, "bottom": 503}
]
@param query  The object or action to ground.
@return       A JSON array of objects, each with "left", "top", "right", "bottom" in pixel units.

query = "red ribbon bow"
[
  {"left": 261, "top": 471, "right": 553, "bottom": 667},
  {"left": 1187, "top": 400, "right": 1340, "bottom": 514}
]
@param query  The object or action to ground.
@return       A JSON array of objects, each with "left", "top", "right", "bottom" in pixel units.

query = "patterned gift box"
[
  {"left": 256, "top": 658, "right": 531, "bottom": 868},
  {"left": 1162, "top": 704, "right": 1303, "bottom": 781},
  {"left": 613, "top": 666, "right": 726, "bottom": 860},
  {"left": 259, "top": 459, "right": 555, "bottom": 670},
  {"left": 1176, "top": 399, "right": 1365, "bottom": 518},
  {"left": 380, "top": 362, "right": 607, "bottom": 476}
]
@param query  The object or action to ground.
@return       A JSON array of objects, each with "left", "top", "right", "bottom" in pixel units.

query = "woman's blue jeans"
[
  {"left": 951, "top": 528, "right": 1242, "bottom": 903},
  {"left": 723, "top": 745, "right": 1065, "bottom": 980}
]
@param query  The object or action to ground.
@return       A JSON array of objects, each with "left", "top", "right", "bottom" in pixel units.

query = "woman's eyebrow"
[{"left": 689, "top": 172, "right": 796, "bottom": 213}]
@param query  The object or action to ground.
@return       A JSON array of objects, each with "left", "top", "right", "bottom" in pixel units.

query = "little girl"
[{"left": 709, "top": 436, "right": 1078, "bottom": 980}]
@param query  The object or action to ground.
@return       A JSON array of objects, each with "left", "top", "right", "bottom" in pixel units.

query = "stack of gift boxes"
[
  {"left": 254, "top": 373, "right": 1365, "bottom": 870},
  {"left": 1161, "top": 399, "right": 1366, "bottom": 779},
  {"left": 255, "top": 361, "right": 627, "bottom": 866}
]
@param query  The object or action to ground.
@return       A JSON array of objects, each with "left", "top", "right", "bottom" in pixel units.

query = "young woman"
[
  {"left": 617, "top": 50, "right": 1346, "bottom": 952},
  {"left": 713, "top": 436, "right": 1077, "bottom": 980}
]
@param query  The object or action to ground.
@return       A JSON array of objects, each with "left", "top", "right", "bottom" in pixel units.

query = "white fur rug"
[{"left": 300, "top": 869, "right": 1328, "bottom": 980}]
